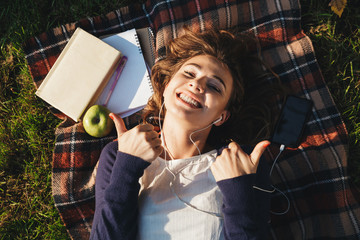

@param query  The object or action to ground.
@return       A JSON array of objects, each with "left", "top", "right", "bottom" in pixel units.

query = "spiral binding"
[
  {"left": 134, "top": 33, "right": 143, "bottom": 55},
  {"left": 147, "top": 28, "right": 156, "bottom": 67},
  {"left": 135, "top": 28, "right": 155, "bottom": 94}
]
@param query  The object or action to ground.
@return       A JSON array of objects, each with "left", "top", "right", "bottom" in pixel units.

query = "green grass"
[
  {"left": 0, "top": 0, "right": 359, "bottom": 239},
  {"left": 0, "top": 1, "right": 138, "bottom": 239},
  {"left": 301, "top": 0, "right": 360, "bottom": 185}
]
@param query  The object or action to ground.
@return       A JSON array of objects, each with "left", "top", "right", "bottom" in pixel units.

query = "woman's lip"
[
  {"left": 176, "top": 91, "right": 203, "bottom": 108},
  {"left": 178, "top": 91, "right": 202, "bottom": 104}
]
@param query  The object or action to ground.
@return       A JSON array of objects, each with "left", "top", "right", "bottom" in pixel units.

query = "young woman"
[{"left": 90, "top": 27, "right": 280, "bottom": 240}]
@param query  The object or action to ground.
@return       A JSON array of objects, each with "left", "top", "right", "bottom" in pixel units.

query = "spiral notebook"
[{"left": 96, "top": 28, "right": 154, "bottom": 118}]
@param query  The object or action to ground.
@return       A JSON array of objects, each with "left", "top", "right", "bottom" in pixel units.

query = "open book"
[{"left": 35, "top": 27, "right": 154, "bottom": 122}]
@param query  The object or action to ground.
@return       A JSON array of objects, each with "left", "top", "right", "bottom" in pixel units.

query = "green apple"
[{"left": 83, "top": 105, "right": 114, "bottom": 138}]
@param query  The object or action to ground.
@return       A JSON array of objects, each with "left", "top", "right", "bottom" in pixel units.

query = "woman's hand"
[
  {"left": 210, "top": 141, "right": 270, "bottom": 182},
  {"left": 110, "top": 113, "right": 163, "bottom": 163}
]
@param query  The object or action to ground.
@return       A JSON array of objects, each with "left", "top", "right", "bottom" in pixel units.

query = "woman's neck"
[{"left": 160, "top": 115, "right": 212, "bottom": 160}]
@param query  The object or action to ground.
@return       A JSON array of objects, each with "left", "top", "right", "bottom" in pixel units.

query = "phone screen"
[{"left": 271, "top": 95, "right": 313, "bottom": 148}]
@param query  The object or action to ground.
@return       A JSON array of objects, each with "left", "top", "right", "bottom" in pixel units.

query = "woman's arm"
[
  {"left": 90, "top": 141, "right": 150, "bottom": 240},
  {"left": 216, "top": 157, "right": 271, "bottom": 239},
  {"left": 90, "top": 114, "right": 163, "bottom": 239},
  {"left": 211, "top": 141, "right": 271, "bottom": 239}
]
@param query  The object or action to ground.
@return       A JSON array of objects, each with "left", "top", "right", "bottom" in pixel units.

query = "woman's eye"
[
  {"left": 208, "top": 84, "right": 221, "bottom": 93},
  {"left": 184, "top": 71, "right": 195, "bottom": 78}
]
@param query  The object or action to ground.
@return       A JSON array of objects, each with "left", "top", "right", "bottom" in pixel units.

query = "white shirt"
[{"left": 137, "top": 150, "right": 224, "bottom": 240}]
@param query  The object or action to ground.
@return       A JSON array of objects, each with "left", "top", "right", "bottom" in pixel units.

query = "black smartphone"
[{"left": 271, "top": 95, "right": 313, "bottom": 148}]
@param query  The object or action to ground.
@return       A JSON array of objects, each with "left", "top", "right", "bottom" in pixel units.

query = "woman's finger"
[
  {"left": 228, "top": 141, "right": 240, "bottom": 150},
  {"left": 109, "top": 113, "right": 127, "bottom": 135},
  {"left": 150, "top": 137, "right": 162, "bottom": 147},
  {"left": 146, "top": 130, "right": 160, "bottom": 141},
  {"left": 228, "top": 141, "right": 248, "bottom": 158},
  {"left": 138, "top": 123, "right": 154, "bottom": 132},
  {"left": 249, "top": 140, "right": 270, "bottom": 167}
]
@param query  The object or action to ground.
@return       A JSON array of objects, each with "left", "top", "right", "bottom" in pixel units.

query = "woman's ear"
[
  {"left": 163, "top": 83, "right": 170, "bottom": 97},
  {"left": 214, "top": 111, "right": 230, "bottom": 126}
]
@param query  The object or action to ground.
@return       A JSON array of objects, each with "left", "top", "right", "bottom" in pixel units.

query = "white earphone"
[{"left": 212, "top": 115, "right": 223, "bottom": 125}]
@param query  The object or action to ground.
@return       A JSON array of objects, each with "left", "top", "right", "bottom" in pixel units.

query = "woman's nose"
[{"left": 188, "top": 79, "right": 205, "bottom": 93}]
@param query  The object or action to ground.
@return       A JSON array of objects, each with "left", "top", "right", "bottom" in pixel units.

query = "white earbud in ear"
[{"left": 212, "top": 115, "right": 223, "bottom": 125}]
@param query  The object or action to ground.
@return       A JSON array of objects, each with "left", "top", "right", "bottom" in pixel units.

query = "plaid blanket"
[{"left": 23, "top": 0, "right": 360, "bottom": 239}]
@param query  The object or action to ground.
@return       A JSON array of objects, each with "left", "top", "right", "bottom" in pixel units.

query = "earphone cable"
[
  {"left": 158, "top": 101, "right": 222, "bottom": 218},
  {"left": 252, "top": 144, "right": 290, "bottom": 215},
  {"left": 158, "top": 103, "right": 289, "bottom": 216}
]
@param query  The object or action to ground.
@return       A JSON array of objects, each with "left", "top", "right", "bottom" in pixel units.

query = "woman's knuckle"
[{"left": 228, "top": 142, "right": 238, "bottom": 150}]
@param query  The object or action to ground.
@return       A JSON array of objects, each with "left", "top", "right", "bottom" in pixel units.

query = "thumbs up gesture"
[
  {"left": 210, "top": 141, "right": 270, "bottom": 182},
  {"left": 109, "top": 113, "right": 163, "bottom": 163}
]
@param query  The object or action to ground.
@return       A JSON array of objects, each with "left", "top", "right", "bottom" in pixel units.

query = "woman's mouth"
[{"left": 177, "top": 93, "right": 202, "bottom": 108}]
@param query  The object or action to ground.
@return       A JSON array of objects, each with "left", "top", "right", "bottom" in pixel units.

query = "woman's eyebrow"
[{"left": 184, "top": 63, "right": 227, "bottom": 89}]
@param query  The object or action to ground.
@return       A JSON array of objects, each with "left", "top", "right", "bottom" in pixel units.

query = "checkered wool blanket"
[{"left": 23, "top": 0, "right": 360, "bottom": 239}]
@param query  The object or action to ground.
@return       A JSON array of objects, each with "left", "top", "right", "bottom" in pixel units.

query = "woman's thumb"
[
  {"left": 250, "top": 140, "right": 270, "bottom": 167},
  {"left": 109, "top": 113, "right": 127, "bottom": 134}
]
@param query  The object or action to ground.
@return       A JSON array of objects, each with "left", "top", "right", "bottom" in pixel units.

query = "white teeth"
[{"left": 179, "top": 93, "right": 200, "bottom": 108}]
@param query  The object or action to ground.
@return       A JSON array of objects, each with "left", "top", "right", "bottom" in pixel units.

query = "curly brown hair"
[{"left": 143, "top": 26, "right": 285, "bottom": 147}]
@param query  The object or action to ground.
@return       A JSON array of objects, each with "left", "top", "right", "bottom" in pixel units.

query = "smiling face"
[{"left": 162, "top": 54, "right": 234, "bottom": 128}]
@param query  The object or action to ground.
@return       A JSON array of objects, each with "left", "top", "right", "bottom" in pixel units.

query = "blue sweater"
[{"left": 90, "top": 141, "right": 271, "bottom": 239}]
